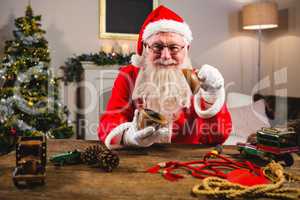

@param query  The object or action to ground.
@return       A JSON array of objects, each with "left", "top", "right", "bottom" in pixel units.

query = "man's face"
[
  {"left": 132, "top": 32, "right": 192, "bottom": 118},
  {"left": 144, "top": 32, "right": 188, "bottom": 68}
]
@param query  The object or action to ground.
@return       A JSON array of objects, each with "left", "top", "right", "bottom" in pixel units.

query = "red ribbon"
[{"left": 147, "top": 151, "right": 268, "bottom": 185}]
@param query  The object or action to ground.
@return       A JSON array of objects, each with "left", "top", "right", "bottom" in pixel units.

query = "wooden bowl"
[{"left": 137, "top": 108, "right": 168, "bottom": 130}]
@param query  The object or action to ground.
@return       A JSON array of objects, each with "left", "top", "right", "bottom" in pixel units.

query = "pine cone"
[
  {"left": 81, "top": 144, "right": 106, "bottom": 165},
  {"left": 81, "top": 143, "right": 119, "bottom": 172},
  {"left": 97, "top": 147, "right": 119, "bottom": 172}
]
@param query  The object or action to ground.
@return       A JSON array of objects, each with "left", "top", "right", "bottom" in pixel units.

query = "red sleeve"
[
  {"left": 192, "top": 98, "right": 232, "bottom": 145},
  {"left": 97, "top": 66, "right": 137, "bottom": 143}
]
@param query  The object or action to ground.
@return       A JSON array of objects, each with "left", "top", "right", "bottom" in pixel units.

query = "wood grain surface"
[{"left": 0, "top": 139, "right": 299, "bottom": 200}]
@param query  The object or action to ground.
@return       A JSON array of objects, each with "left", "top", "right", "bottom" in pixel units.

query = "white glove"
[
  {"left": 152, "top": 127, "right": 171, "bottom": 143},
  {"left": 104, "top": 110, "right": 170, "bottom": 149},
  {"left": 196, "top": 64, "right": 224, "bottom": 103},
  {"left": 193, "top": 64, "right": 225, "bottom": 118},
  {"left": 122, "top": 110, "right": 170, "bottom": 147}
]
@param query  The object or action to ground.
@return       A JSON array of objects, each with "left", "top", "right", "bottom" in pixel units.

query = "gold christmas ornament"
[{"left": 27, "top": 101, "right": 34, "bottom": 107}]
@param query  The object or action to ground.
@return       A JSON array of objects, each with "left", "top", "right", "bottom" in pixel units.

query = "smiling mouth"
[
  {"left": 155, "top": 62, "right": 177, "bottom": 67},
  {"left": 155, "top": 64, "right": 177, "bottom": 69}
]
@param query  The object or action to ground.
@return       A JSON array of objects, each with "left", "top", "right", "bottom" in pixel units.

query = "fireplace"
[{"left": 78, "top": 62, "right": 120, "bottom": 140}]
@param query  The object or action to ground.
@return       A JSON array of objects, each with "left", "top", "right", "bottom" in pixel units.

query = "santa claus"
[{"left": 99, "top": 5, "right": 232, "bottom": 149}]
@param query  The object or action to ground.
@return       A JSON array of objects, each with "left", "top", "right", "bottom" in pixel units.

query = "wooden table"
[{"left": 0, "top": 139, "right": 299, "bottom": 200}]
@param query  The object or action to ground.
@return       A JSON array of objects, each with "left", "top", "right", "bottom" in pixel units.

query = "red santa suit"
[
  {"left": 98, "top": 5, "right": 232, "bottom": 147},
  {"left": 98, "top": 64, "right": 232, "bottom": 145}
]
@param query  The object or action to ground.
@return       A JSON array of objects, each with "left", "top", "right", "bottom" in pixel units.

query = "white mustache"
[{"left": 154, "top": 58, "right": 177, "bottom": 66}]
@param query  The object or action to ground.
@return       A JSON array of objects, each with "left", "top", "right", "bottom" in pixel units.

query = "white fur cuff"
[
  {"left": 104, "top": 122, "right": 132, "bottom": 150},
  {"left": 193, "top": 88, "right": 225, "bottom": 119}
]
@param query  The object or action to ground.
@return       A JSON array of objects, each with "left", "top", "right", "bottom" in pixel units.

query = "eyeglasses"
[{"left": 144, "top": 43, "right": 186, "bottom": 55}]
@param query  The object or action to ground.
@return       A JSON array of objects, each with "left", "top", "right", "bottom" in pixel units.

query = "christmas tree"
[{"left": 0, "top": 5, "right": 73, "bottom": 154}]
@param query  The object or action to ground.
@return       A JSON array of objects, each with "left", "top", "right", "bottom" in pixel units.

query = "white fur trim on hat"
[
  {"left": 193, "top": 87, "right": 225, "bottom": 119},
  {"left": 142, "top": 19, "right": 193, "bottom": 43},
  {"left": 131, "top": 54, "right": 143, "bottom": 66}
]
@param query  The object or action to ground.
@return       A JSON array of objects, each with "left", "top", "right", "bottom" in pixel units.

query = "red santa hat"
[{"left": 131, "top": 5, "right": 193, "bottom": 66}]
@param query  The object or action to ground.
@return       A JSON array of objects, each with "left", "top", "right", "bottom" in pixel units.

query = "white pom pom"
[{"left": 131, "top": 54, "right": 142, "bottom": 67}]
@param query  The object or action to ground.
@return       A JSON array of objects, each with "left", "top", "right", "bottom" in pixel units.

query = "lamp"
[{"left": 242, "top": 0, "right": 278, "bottom": 87}]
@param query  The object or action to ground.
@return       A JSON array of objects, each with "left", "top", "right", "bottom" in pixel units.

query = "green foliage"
[
  {"left": 63, "top": 52, "right": 133, "bottom": 83},
  {"left": 51, "top": 125, "right": 74, "bottom": 139}
]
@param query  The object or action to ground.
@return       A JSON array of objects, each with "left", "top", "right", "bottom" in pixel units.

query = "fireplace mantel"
[{"left": 79, "top": 61, "right": 120, "bottom": 140}]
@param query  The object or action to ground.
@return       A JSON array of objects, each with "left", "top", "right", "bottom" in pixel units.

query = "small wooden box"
[{"left": 12, "top": 136, "right": 46, "bottom": 187}]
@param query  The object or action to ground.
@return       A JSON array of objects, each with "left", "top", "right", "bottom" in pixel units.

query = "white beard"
[{"left": 132, "top": 55, "right": 193, "bottom": 121}]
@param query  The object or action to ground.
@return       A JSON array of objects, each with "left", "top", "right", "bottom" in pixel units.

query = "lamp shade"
[{"left": 242, "top": 1, "right": 278, "bottom": 30}]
